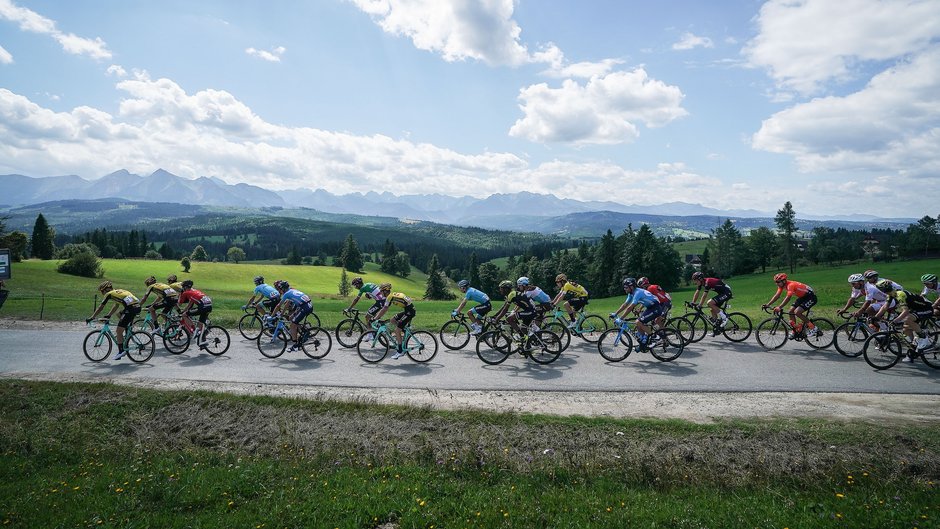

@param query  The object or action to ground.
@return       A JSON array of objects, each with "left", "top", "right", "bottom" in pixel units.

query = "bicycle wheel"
[
  {"left": 131, "top": 317, "right": 154, "bottom": 335},
  {"left": 476, "top": 331, "right": 512, "bottom": 365},
  {"left": 863, "top": 331, "right": 903, "bottom": 370},
  {"left": 257, "top": 328, "right": 289, "bottom": 358},
  {"left": 82, "top": 330, "right": 112, "bottom": 362},
  {"left": 805, "top": 318, "right": 836, "bottom": 350},
  {"left": 125, "top": 331, "right": 155, "bottom": 363},
  {"left": 307, "top": 312, "right": 322, "bottom": 329},
  {"left": 529, "top": 330, "right": 563, "bottom": 364},
  {"left": 406, "top": 331, "right": 438, "bottom": 363},
  {"left": 543, "top": 321, "right": 571, "bottom": 352},
  {"left": 335, "top": 318, "right": 365, "bottom": 349},
  {"left": 199, "top": 326, "right": 230, "bottom": 356},
  {"left": 439, "top": 320, "right": 471, "bottom": 351},
  {"left": 238, "top": 313, "right": 264, "bottom": 340},
  {"left": 686, "top": 313, "right": 708, "bottom": 343},
  {"left": 597, "top": 328, "right": 633, "bottom": 362},
  {"left": 577, "top": 314, "right": 608, "bottom": 343},
  {"left": 298, "top": 324, "right": 331, "bottom": 359},
  {"left": 756, "top": 318, "right": 788, "bottom": 350},
  {"left": 356, "top": 331, "right": 389, "bottom": 363},
  {"left": 668, "top": 316, "right": 694, "bottom": 345},
  {"left": 162, "top": 324, "right": 191, "bottom": 354},
  {"left": 721, "top": 312, "right": 752, "bottom": 342},
  {"left": 920, "top": 346, "right": 940, "bottom": 369},
  {"left": 923, "top": 319, "right": 940, "bottom": 347},
  {"left": 833, "top": 322, "right": 870, "bottom": 358},
  {"left": 649, "top": 327, "right": 684, "bottom": 362}
]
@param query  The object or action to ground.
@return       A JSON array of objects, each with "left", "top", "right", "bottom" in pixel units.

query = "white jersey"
[
  {"left": 850, "top": 286, "right": 865, "bottom": 299},
  {"left": 923, "top": 284, "right": 940, "bottom": 299},
  {"left": 865, "top": 280, "right": 903, "bottom": 302}
]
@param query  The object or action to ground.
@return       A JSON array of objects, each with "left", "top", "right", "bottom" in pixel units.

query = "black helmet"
[
  {"left": 181, "top": 280, "right": 194, "bottom": 289},
  {"left": 351, "top": 277, "right": 363, "bottom": 287},
  {"left": 167, "top": 274, "right": 178, "bottom": 283},
  {"left": 622, "top": 277, "right": 637, "bottom": 289},
  {"left": 498, "top": 280, "right": 512, "bottom": 289},
  {"left": 457, "top": 279, "right": 470, "bottom": 289},
  {"left": 691, "top": 271, "right": 704, "bottom": 281},
  {"left": 145, "top": 275, "right": 156, "bottom": 286},
  {"left": 253, "top": 275, "right": 264, "bottom": 285}
]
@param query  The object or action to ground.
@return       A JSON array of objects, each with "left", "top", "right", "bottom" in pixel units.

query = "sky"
[{"left": 0, "top": 0, "right": 938, "bottom": 218}]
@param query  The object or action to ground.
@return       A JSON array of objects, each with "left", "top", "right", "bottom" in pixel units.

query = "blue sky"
[{"left": 1, "top": 0, "right": 938, "bottom": 217}]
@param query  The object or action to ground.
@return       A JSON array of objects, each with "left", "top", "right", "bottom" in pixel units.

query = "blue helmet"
[{"left": 457, "top": 279, "right": 470, "bottom": 289}]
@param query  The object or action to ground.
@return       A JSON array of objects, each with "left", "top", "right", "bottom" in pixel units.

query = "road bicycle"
[
  {"left": 131, "top": 308, "right": 176, "bottom": 337},
  {"left": 596, "top": 316, "right": 685, "bottom": 363},
  {"left": 862, "top": 320, "right": 940, "bottom": 370},
  {"left": 755, "top": 307, "right": 835, "bottom": 350},
  {"left": 832, "top": 312, "right": 875, "bottom": 358},
  {"left": 356, "top": 320, "right": 438, "bottom": 363},
  {"left": 82, "top": 319, "right": 154, "bottom": 363},
  {"left": 335, "top": 308, "right": 373, "bottom": 349},
  {"left": 541, "top": 307, "right": 608, "bottom": 351},
  {"left": 438, "top": 312, "right": 500, "bottom": 351},
  {"left": 161, "top": 311, "right": 231, "bottom": 356},
  {"left": 682, "top": 301, "right": 752, "bottom": 343},
  {"left": 475, "top": 321, "right": 564, "bottom": 365},
  {"left": 238, "top": 304, "right": 273, "bottom": 341},
  {"left": 257, "top": 313, "right": 332, "bottom": 359}
]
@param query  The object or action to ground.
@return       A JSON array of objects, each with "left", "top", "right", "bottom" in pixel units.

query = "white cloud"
[
  {"left": 509, "top": 69, "right": 687, "bottom": 145},
  {"left": 348, "top": 0, "right": 550, "bottom": 67},
  {"left": 0, "top": 0, "right": 111, "bottom": 60},
  {"left": 540, "top": 58, "right": 624, "bottom": 79},
  {"left": 744, "top": 0, "right": 939, "bottom": 95},
  {"left": 0, "top": 44, "right": 11, "bottom": 64},
  {"left": 246, "top": 45, "right": 286, "bottom": 62},
  {"left": 752, "top": 46, "right": 940, "bottom": 178},
  {"left": 106, "top": 64, "right": 127, "bottom": 77},
  {"left": 672, "top": 32, "right": 713, "bottom": 51}
]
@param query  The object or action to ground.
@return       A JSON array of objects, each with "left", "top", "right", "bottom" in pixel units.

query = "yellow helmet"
[
  {"left": 379, "top": 282, "right": 392, "bottom": 293},
  {"left": 555, "top": 273, "right": 567, "bottom": 283},
  {"left": 144, "top": 275, "right": 156, "bottom": 286},
  {"left": 98, "top": 280, "right": 112, "bottom": 292}
]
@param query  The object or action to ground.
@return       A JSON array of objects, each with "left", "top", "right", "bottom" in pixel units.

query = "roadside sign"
[{"left": 0, "top": 249, "right": 10, "bottom": 279}]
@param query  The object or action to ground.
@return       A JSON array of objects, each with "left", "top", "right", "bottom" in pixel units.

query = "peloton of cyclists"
[{"left": 855, "top": 270, "right": 903, "bottom": 329}]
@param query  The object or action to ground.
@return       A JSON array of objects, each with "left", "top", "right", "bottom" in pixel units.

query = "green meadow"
[{"left": 2, "top": 257, "right": 939, "bottom": 329}]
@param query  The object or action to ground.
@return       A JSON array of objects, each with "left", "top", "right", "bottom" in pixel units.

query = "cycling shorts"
[
  {"left": 392, "top": 305, "right": 416, "bottom": 328},
  {"left": 469, "top": 301, "right": 492, "bottom": 317},
  {"left": 913, "top": 310, "right": 935, "bottom": 323},
  {"left": 367, "top": 299, "right": 384, "bottom": 318},
  {"left": 188, "top": 305, "right": 212, "bottom": 325},
  {"left": 791, "top": 291, "right": 817, "bottom": 311},
  {"left": 290, "top": 302, "right": 313, "bottom": 325},
  {"left": 118, "top": 305, "right": 141, "bottom": 329},
  {"left": 638, "top": 303, "right": 664, "bottom": 324},
  {"left": 568, "top": 297, "right": 589, "bottom": 311},
  {"left": 262, "top": 297, "right": 279, "bottom": 312},
  {"left": 710, "top": 285, "right": 733, "bottom": 307}
]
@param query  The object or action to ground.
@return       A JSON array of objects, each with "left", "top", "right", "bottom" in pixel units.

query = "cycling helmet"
[
  {"left": 181, "top": 280, "right": 194, "bottom": 290},
  {"left": 921, "top": 273, "right": 938, "bottom": 284},
  {"left": 144, "top": 275, "right": 156, "bottom": 286},
  {"left": 98, "top": 280, "right": 112, "bottom": 292},
  {"left": 875, "top": 279, "right": 894, "bottom": 293},
  {"left": 863, "top": 269, "right": 878, "bottom": 280},
  {"left": 637, "top": 277, "right": 650, "bottom": 288},
  {"left": 277, "top": 280, "right": 290, "bottom": 290},
  {"left": 691, "top": 271, "right": 704, "bottom": 281},
  {"left": 555, "top": 273, "right": 567, "bottom": 283},
  {"left": 516, "top": 277, "right": 530, "bottom": 287},
  {"left": 622, "top": 277, "right": 637, "bottom": 289},
  {"left": 167, "top": 274, "right": 178, "bottom": 283},
  {"left": 847, "top": 273, "right": 864, "bottom": 283},
  {"left": 379, "top": 282, "right": 392, "bottom": 293},
  {"left": 253, "top": 275, "right": 264, "bottom": 285},
  {"left": 773, "top": 273, "right": 787, "bottom": 282},
  {"left": 457, "top": 279, "right": 470, "bottom": 289},
  {"left": 351, "top": 277, "right": 363, "bottom": 288},
  {"left": 498, "top": 280, "right": 513, "bottom": 289}
]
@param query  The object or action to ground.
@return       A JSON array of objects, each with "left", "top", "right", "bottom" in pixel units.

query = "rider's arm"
[
  {"left": 611, "top": 301, "right": 630, "bottom": 319},
  {"left": 347, "top": 293, "right": 362, "bottom": 310},
  {"left": 691, "top": 287, "right": 702, "bottom": 305},
  {"left": 763, "top": 289, "right": 782, "bottom": 308},
  {"left": 454, "top": 298, "right": 468, "bottom": 314},
  {"left": 892, "top": 307, "right": 911, "bottom": 325},
  {"left": 774, "top": 294, "right": 791, "bottom": 311}
]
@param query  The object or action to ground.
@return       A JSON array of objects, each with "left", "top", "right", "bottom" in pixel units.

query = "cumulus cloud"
[
  {"left": 744, "top": 0, "right": 939, "bottom": 95},
  {"left": 540, "top": 58, "right": 624, "bottom": 79},
  {"left": 672, "top": 32, "right": 713, "bottom": 51},
  {"left": 106, "top": 64, "right": 127, "bottom": 77},
  {"left": 752, "top": 46, "right": 940, "bottom": 178},
  {"left": 509, "top": 69, "right": 687, "bottom": 145},
  {"left": 0, "top": 44, "right": 11, "bottom": 64},
  {"left": 0, "top": 0, "right": 111, "bottom": 60},
  {"left": 246, "top": 45, "right": 286, "bottom": 62}
]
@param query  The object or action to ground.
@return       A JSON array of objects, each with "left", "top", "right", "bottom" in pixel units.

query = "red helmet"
[
  {"left": 637, "top": 277, "right": 650, "bottom": 288},
  {"left": 773, "top": 273, "right": 787, "bottom": 282}
]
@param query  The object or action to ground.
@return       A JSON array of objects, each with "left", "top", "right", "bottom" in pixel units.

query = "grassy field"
[
  {"left": 2, "top": 257, "right": 939, "bottom": 329},
  {"left": 0, "top": 380, "right": 936, "bottom": 528}
]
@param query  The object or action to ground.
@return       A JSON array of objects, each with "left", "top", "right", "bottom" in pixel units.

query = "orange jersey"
[{"left": 776, "top": 280, "right": 813, "bottom": 298}]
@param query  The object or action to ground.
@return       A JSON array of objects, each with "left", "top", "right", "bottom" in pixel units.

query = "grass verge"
[{"left": 0, "top": 380, "right": 937, "bottom": 528}]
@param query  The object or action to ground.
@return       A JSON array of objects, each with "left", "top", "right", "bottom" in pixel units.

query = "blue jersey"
[
  {"left": 464, "top": 287, "right": 490, "bottom": 304},
  {"left": 625, "top": 288, "right": 659, "bottom": 308},
  {"left": 524, "top": 287, "right": 551, "bottom": 304},
  {"left": 281, "top": 288, "right": 312, "bottom": 307},
  {"left": 254, "top": 284, "right": 279, "bottom": 299}
]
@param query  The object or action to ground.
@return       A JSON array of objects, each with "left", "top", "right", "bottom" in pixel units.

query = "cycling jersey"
[
  {"left": 647, "top": 284, "right": 671, "bottom": 305},
  {"left": 179, "top": 288, "right": 212, "bottom": 308},
  {"left": 865, "top": 281, "right": 903, "bottom": 302},
  {"left": 922, "top": 284, "right": 940, "bottom": 298},
  {"left": 359, "top": 283, "right": 384, "bottom": 300},
  {"left": 281, "top": 288, "right": 312, "bottom": 308},
  {"left": 505, "top": 290, "right": 535, "bottom": 311},
  {"left": 384, "top": 292, "right": 413, "bottom": 308},
  {"left": 146, "top": 282, "right": 178, "bottom": 300},
  {"left": 891, "top": 290, "right": 933, "bottom": 312},
  {"left": 523, "top": 287, "right": 551, "bottom": 304},
  {"left": 253, "top": 283, "right": 279, "bottom": 300},
  {"left": 560, "top": 281, "right": 588, "bottom": 298},
  {"left": 464, "top": 287, "right": 490, "bottom": 304},
  {"left": 701, "top": 278, "right": 725, "bottom": 291},
  {"left": 100, "top": 289, "right": 140, "bottom": 308},
  {"left": 625, "top": 288, "right": 660, "bottom": 308},
  {"left": 776, "top": 280, "right": 813, "bottom": 298}
]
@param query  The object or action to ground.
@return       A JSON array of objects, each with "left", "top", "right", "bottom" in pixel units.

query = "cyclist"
[
  {"left": 347, "top": 277, "right": 386, "bottom": 324},
  {"left": 689, "top": 271, "right": 732, "bottom": 330},
  {"left": 837, "top": 273, "right": 866, "bottom": 316},
  {"left": 139, "top": 275, "right": 179, "bottom": 331},
  {"left": 855, "top": 270, "right": 903, "bottom": 327},
  {"left": 272, "top": 280, "right": 313, "bottom": 351},
  {"left": 517, "top": 277, "right": 554, "bottom": 326},
  {"left": 491, "top": 278, "right": 539, "bottom": 339},
  {"left": 550, "top": 273, "right": 589, "bottom": 330},
  {"left": 372, "top": 283, "right": 415, "bottom": 360},
  {"left": 453, "top": 279, "right": 491, "bottom": 335},
  {"left": 611, "top": 277, "right": 663, "bottom": 351},
  {"left": 761, "top": 273, "right": 818, "bottom": 338},
  {"left": 167, "top": 274, "right": 183, "bottom": 294},
  {"left": 86, "top": 280, "right": 141, "bottom": 360},
  {"left": 637, "top": 277, "right": 671, "bottom": 327},
  {"left": 244, "top": 275, "right": 279, "bottom": 319},
  {"left": 873, "top": 279, "right": 934, "bottom": 360},
  {"left": 921, "top": 273, "right": 940, "bottom": 316},
  {"left": 177, "top": 279, "right": 213, "bottom": 349}
]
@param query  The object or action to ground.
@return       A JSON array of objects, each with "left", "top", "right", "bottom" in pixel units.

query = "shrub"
[
  {"left": 57, "top": 251, "right": 104, "bottom": 278},
  {"left": 55, "top": 243, "right": 100, "bottom": 260},
  {"left": 144, "top": 250, "right": 163, "bottom": 260}
]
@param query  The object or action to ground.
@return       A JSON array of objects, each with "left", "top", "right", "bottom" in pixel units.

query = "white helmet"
[
  {"left": 847, "top": 273, "right": 864, "bottom": 283},
  {"left": 516, "top": 276, "right": 530, "bottom": 287}
]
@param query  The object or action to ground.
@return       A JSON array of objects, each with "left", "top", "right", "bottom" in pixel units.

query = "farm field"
[{"left": 2, "top": 257, "right": 939, "bottom": 330}]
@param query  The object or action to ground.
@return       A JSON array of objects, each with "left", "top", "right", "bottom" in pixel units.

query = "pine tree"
[
  {"left": 467, "top": 251, "right": 480, "bottom": 287},
  {"left": 380, "top": 239, "right": 398, "bottom": 274},
  {"left": 30, "top": 213, "right": 55, "bottom": 259},
  {"left": 424, "top": 254, "right": 454, "bottom": 300},
  {"left": 338, "top": 269, "right": 350, "bottom": 297},
  {"left": 339, "top": 234, "right": 364, "bottom": 272},
  {"left": 775, "top": 201, "right": 798, "bottom": 273},
  {"left": 590, "top": 229, "right": 618, "bottom": 296},
  {"left": 396, "top": 252, "right": 411, "bottom": 278}
]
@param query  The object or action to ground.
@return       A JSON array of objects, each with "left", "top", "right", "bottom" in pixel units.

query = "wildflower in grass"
[{"left": 836, "top": 493, "right": 845, "bottom": 498}]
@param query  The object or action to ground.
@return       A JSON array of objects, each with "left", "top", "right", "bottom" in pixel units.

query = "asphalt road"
[{"left": 1, "top": 326, "right": 938, "bottom": 394}]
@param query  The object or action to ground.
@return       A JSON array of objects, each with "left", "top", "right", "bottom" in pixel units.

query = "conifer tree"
[{"left": 30, "top": 213, "right": 55, "bottom": 259}]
